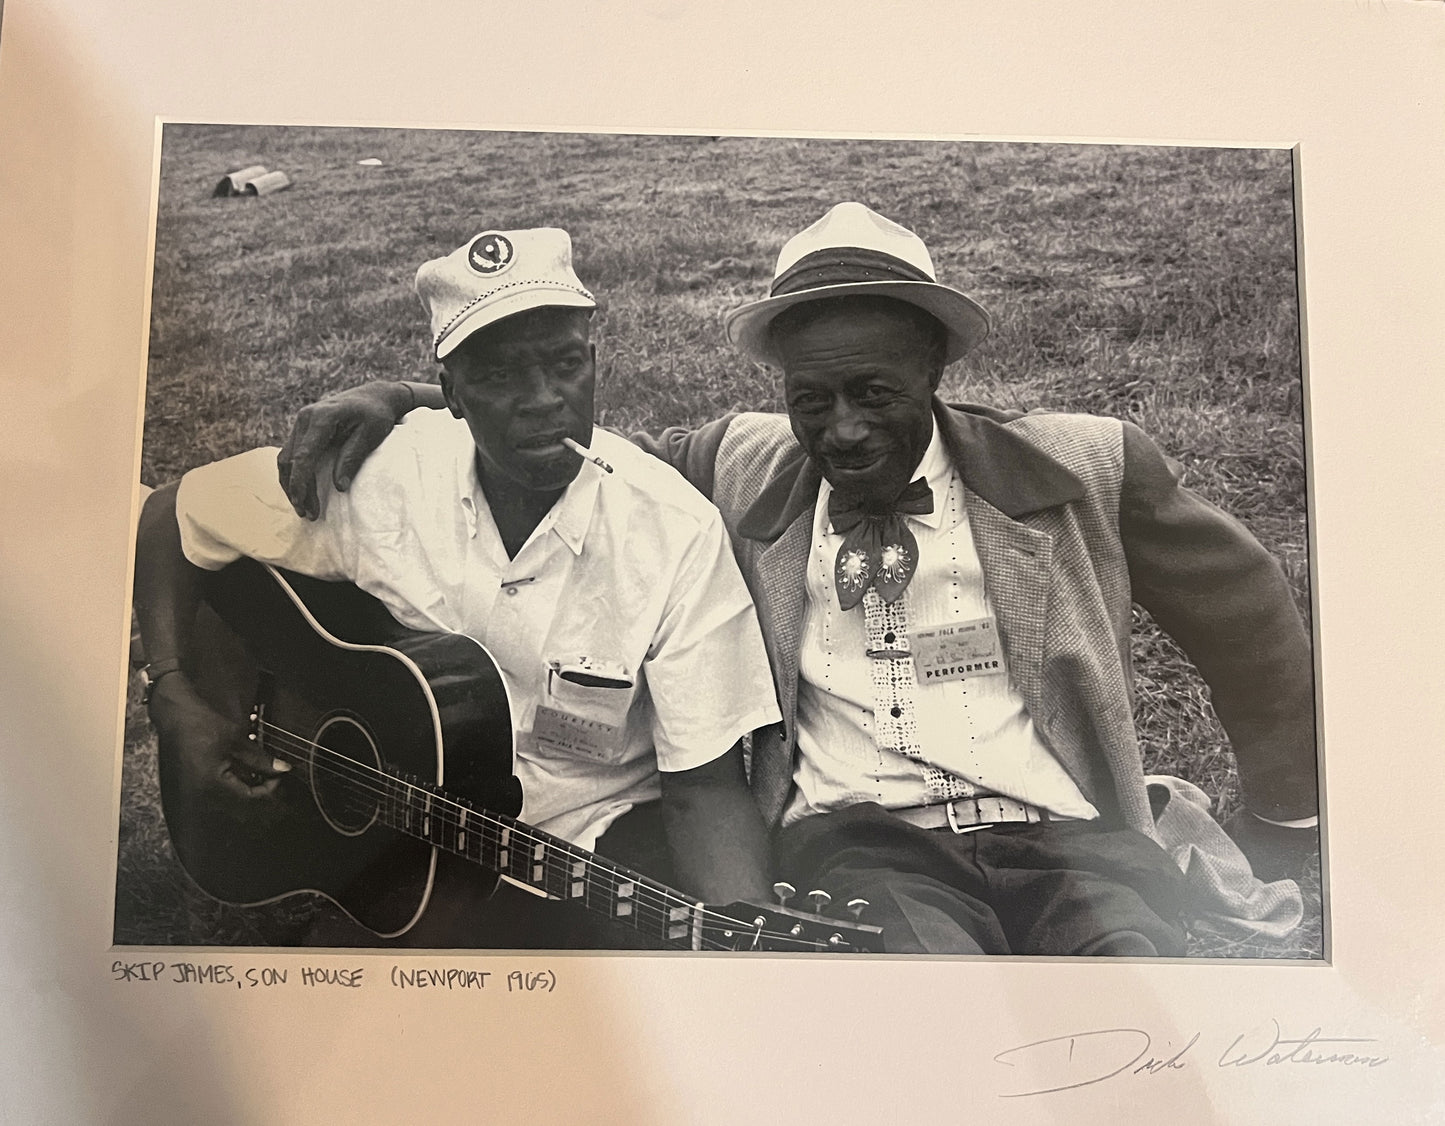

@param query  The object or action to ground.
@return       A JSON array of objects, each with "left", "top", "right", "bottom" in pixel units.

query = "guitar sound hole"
[{"left": 309, "top": 714, "right": 382, "bottom": 836}]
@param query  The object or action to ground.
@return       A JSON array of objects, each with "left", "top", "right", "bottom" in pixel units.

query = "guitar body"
[
  {"left": 155, "top": 558, "right": 883, "bottom": 952},
  {"left": 156, "top": 558, "right": 517, "bottom": 937}
]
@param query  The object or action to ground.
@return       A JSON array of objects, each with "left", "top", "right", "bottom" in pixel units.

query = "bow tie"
[{"left": 827, "top": 477, "right": 934, "bottom": 610}]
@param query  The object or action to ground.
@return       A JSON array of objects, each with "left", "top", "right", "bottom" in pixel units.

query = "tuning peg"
[
  {"left": 846, "top": 897, "right": 870, "bottom": 920},
  {"left": 807, "top": 889, "right": 832, "bottom": 915},
  {"left": 772, "top": 881, "right": 796, "bottom": 908}
]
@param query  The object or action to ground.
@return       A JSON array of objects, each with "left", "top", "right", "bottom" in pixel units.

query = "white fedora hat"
[
  {"left": 416, "top": 227, "right": 596, "bottom": 360},
  {"left": 723, "top": 202, "right": 990, "bottom": 367}
]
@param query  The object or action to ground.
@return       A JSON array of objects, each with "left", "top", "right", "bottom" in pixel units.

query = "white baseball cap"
[
  {"left": 416, "top": 227, "right": 596, "bottom": 360},
  {"left": 723, "top": 202, "right": 990, "bottom": 367}
]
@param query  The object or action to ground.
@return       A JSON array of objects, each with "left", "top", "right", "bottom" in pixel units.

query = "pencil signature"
[{"left": 994, "top": 1021, "right": 1388, "bottom": 1097}]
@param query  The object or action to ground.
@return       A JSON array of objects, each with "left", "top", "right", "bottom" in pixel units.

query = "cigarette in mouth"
[{"left": 562, "top": 437, "right": 614, "bottom": 474}]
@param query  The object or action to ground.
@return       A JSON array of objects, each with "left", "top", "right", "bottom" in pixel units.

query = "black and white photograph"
[
  {"left": 11, "top": 1, "right": 1445, "bottom": 1120},
  {"left": 117, "top": 124, "right": 1323, "bottom": 958}
]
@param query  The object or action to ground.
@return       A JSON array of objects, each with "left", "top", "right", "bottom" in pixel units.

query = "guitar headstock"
[{"left": 702, "top": 890, "right": 883, "bottom": 953}]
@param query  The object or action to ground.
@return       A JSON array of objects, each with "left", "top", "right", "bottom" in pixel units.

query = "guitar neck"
[{"left": 379, "top": 775, "right": 705, "bottom": 949}]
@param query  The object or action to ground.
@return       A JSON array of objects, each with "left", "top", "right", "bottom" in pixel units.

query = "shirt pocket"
[{"left": 529, "top": 659, "right": 639, "bottom": 766}]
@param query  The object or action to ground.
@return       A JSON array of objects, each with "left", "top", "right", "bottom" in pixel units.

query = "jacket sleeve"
[
  {"left": 626, "top": 414, "right": 739, "bottom": 501},
  {"left": 1118, "top": 421, "right": 1318, "bottom": 821}
]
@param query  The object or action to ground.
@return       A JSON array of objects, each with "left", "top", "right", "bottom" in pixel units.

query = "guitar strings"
[
  {"left": 256, "top": 726, "right": 822, "bottom": 951},
  {"left": 257, "top": 721, "right": 697, "bottom": 932},
  {"left": 251, "top": 718, "right": 847, "bottom": 952},
  {"left": 252, "top": 719, "right": 844, "bottom": 952},
  {"left": 257, "top": 727, "right": 844, "bottom": 952},
  {"left": 254, "top": 721, "right": 848, "bottom": 952},
  {"left": 257, "top": 722, "right": 791, "bottom": 953}
]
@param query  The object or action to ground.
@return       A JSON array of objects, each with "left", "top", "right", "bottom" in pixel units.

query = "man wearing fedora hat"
[
  {"left": 279, "top": 203, "right": 1318, "bottom": 955},
  {"left": 133, "top": 226, "right": 780, "bottom": 948}
]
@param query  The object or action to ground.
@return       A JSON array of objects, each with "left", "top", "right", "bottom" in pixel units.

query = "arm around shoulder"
[
  {"left": 276, "top": 380, "right": 447, "bottom": 519},
  {"left": 626, "top": 414, "right": 739, "bottom": 500}
]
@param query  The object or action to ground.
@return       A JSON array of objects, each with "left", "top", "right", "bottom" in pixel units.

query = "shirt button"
[
  {"left": 506, "top": 586, "right": 519, "bottom": 597},
  {"left": 883, "top": 631, "right": 896, "bottom": 644},
  {"left": 889, "top": 705, "right": 902, "bottom": 718}
]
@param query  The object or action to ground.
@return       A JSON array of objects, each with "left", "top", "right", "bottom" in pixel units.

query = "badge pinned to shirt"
[
  {"left": 912, "top": 616, "right": 1006, "bottom": 683},
  {"left": 531, "top": 657, "right": 634, "bottom": 761}
]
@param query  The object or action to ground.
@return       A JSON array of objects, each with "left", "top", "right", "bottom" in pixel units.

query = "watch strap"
[{"left": 139, "top": 657, "right": 183, "bottom": 704}]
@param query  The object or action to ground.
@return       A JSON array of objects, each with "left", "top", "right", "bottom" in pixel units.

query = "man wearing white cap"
[
  {"left": 134, "top": 226, "right": 780, "bottom": 948},
  {"left": 281, "top": 203, "right": 1319, "bottom": 955}
]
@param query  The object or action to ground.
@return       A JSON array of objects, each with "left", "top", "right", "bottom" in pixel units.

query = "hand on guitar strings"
[{"left": 147, "top": 672, "right": 293, "bottom": 799}]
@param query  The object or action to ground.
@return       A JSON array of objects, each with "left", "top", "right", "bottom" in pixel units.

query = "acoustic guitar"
[{"left": 155, "top": 557, "right": 882, "bottom": 953}]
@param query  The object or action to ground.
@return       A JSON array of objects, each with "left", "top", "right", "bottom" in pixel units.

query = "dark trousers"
[
  {"left": 303, "top": 801, "right": 673, "bottom": 949},
  {"left": 774, "top": 803, "right": 1187, "bottom": 956}
]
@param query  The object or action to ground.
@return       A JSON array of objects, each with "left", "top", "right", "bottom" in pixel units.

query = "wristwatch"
[{"left": 138, "top": 657, "right": 184, "bottom": 705}]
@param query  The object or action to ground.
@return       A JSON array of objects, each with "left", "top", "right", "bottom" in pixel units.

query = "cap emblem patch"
[{"left": 467, "top": 232, "right": 516, "bottom": 276}]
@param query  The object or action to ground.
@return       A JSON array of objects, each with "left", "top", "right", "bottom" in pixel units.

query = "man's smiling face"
[{"left": 775, "top": 296, "right": 946, "bottom": 510}]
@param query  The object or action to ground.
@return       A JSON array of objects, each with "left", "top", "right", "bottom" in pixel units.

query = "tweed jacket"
[{"left": 638, "top": 399, "right": 1318, "bottom": 840}]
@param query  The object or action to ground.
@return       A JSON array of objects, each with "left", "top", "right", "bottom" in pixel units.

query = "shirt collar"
[
  {"left": 454, "top": 420, "right": 600, "bottom": 556},
  {"left": 550, "top": 468, "right": 601, "bottom": 555}
]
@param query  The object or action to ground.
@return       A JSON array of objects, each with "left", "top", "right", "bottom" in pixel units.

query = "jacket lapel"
[
  {"left": 934, "top": 400, "right": 1082, "bottom": 744},
  {"left": 934, "top": 400, "right": 1084, "bottom": 517}
]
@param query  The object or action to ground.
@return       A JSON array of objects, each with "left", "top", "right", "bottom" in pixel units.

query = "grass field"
[{"left": 117, "top": 125, "right": 1320, "bottom": 956}]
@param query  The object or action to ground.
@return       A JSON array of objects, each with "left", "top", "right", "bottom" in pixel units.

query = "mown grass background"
[{"left": 117, "top": 125, "right": 1319, "bottom": 957}]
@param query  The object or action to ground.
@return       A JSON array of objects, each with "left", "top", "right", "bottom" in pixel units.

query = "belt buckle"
[{"left": 944, "top": 797, "right": 1006, "bottom": 834}]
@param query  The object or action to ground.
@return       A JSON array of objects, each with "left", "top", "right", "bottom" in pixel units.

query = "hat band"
[{"left": 770, "top": 247, "right": 936, "bottom": 297}]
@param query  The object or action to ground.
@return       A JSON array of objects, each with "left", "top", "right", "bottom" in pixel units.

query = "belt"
[{"left": 891, "top": 795, "right": 1061, "bottom": 834}]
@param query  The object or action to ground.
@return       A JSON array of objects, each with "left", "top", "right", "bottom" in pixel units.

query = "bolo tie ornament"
[{"left": 828, "top": 477, "right": 933, "bottom": 611}]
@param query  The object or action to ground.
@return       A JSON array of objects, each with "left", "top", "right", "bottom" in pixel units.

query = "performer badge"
[{"left": 912, "top": 616, "right": 1005, "bottom": 683}]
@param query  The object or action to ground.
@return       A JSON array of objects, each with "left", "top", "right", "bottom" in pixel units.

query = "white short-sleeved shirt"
[
  {"left": 786, "top": 422, "right": 1099, "bottom": 825},
  {"left": 177, "top": 410, "right": 781, "bottom": 850}
]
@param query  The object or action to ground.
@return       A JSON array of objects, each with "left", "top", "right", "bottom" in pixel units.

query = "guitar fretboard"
[{"left": 379, "top": 774, "right": 705, "bottom": 949}]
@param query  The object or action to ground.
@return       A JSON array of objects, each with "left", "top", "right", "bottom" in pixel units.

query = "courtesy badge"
[{"left": 531, "top": 657, "right": 632, "bottom": 760}]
